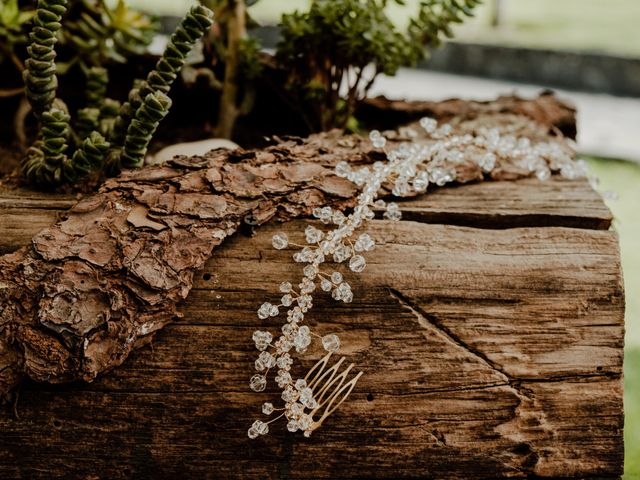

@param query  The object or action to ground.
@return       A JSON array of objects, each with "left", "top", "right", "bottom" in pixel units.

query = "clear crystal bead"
[
  {"left": 295, "top": 379, "right": 307, "bottom": 391},
  {"left": 331, "top": 271, "right": 343, "bottom": 284},
  {"left": 282, "top": 385, "right": 299, "bottom": 402},
  {"left": 320, "top": 278, "right": 332, "bottom": 291},
  {"left": 262, "top": 402, "right": 274, "bottom": 415},
  {"left": 298, "top": 414, "right": 313, "bottom": 431},
  {"left": 560, "top": 164, "right": 578, "bottom": 179},
  {"left": 291, "top": 309, "right": 304, "bottom": 322},
  {"left": 299, "top": 387, "right": 314, "bottom": 403},
  {"left": 479, "top": 152, "right": 496, "bottom": 172},
  {"left": 279, "top": 281, "right": 292, "bottom": 293},
  {"left": 252, "top": 420, "right": 269, "bottom": 435},
  {"left": 303, "top": 264, "right": 318, "bottom": 278},
  {"left": 413, "top": 171, "right": 429, "bottom": 192},
  {"left": 430, "top": 167, "right": 455, "bottom": 187},
  {"left": 332, "top": 282, "right": 352, "bottom": 302},
  {"left": 254, "top": 358, "right": 265, "bottom": 371},
  {"left": 332, "top": 244, "right": 352, "bottom": 263},
  {"left": 354, "top": 233, "right": 375, "bottom": 252},
  {"left": 249, "top": 374, "right": 267, "bottom": 392},
  {"left": 248, "top": 427, "right": 259, "bottom": 439},
  {"left": 257, "top": 302, "right": 273, "bottom": 320},
  {"left": 349, "top": 255, "right": 366, "bottom": 273},
  {"left": 252, "top": 330, "right": 272, "bottom": 351},
  {"left": 383, "top": 202, "right": 402, "bottom": 221},
  {"left": 332, "top": 210, "right": 346, "bottom": 225},
  {"left": 294, "top": 326, "right": 311, "bottom": 352},
  {"left": 287, "top": 420, "right": 299, "bottom": 432},
  {"left": 297, "top": 294, "right": 312, "bottom": 310},
  {"left": 289, "top": 402, "right": 304, "bottom": 416},
  {"left": 276, "top": 371, "right": 292, "bottom": 388},
  {"left": 536, "top": 167, "right": 551, "bottom": 181},
  {"left": 305, "top": 225, "right": 324, "bottom": 244},
  {"left": 276, "top": 354, "right": 292, "bottom": 370},
  {"left": 392, "top": 178, "right": 409, "bottom": 196},
  {"left": 282, "top": 323, "right": 294, "bottom": 336},
  {"left": 281, "top": 294, "right": 293, "bottom": 307},
  {"left": 303, "top": 397, "right": 318, "bottom": 409},
  {"left": 438, "top": 124, "right": 452, "bottom": 136},
  {"left": 318, "top": 206, "right": 333, "bottom": 224},
  {"left": 322, "top": 334, "right": 340, "bottom": 352},
  {"left": 372, "top": 136, "right": 386, "bottom": 148},
  {"left": 299, "top": 246, "right": 314, "bottom": 262},
  {"left": 272, "top": 233, "right": 288, "bottom": 250},
  {"left": 258, "top": 351, "right": 276, "bottom": 369},
  {"left": 279, "top": 339, "right": 292, "bottom": 352},
  {"left": 335, "top": 161, "right": 351, "bottom": 177},
  {"left": 419, "top": 117, "right": 437, "bottom": 134}
]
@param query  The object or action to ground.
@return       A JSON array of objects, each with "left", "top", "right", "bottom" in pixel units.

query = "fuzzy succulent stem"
[
  {"left": 75, "top": 107, "right": 101, "bottom": 141},
  {"left": 121, "top": 91, "right": 172, "bottom": 168},
  {"left": 72, "top": 131, "right": 110, "bottom": 175},
  {"left": 23, "top": 0, "right": 68, "bottom": 119},
  {"left": 85, "top": 66, "right": 108, "bottom": 109},
  {"left": 22, "top": 105, "right": 74, "bottom": 186},
  {"left": 110, "top": 5, "right": 214, "bottom": 149}
]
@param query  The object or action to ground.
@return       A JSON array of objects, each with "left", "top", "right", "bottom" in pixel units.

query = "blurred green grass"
[
  {"left": 131, "top": 0, "right": 640, "bottom": 57},
  {"left": 626, "top": 347, "right": 640, "bottom": 478},
  {"left": 585, "top": 157, "right": 640, "bottom": 479}
]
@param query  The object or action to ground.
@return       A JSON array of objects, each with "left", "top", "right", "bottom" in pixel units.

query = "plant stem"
[{"left": 214, "top": 0, "right": 246, "bottom": 139}]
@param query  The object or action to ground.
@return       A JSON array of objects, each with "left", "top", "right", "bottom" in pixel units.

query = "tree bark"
[{"left": 0, "top": 94, "right": 623, "bottom": 478}]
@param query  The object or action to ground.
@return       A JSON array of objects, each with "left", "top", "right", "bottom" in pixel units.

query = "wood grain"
[
  {"left": 0, "top": 176, "right": 612, "bottom": 254},
  {"left": 0, "top": 216, "right": 624, "bottom": 478}
]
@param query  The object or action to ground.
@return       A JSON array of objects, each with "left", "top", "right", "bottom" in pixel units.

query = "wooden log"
[
  {"left": 0, "top": 96, "right": 624, "bottom": 478},
  {"left": 0, "top": 211, "right": 624, "bottom": 478}
]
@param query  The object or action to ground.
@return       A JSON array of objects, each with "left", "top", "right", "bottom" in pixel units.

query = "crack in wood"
[
  {"left": 387, "top": 287, "right": 523, "bottom": 390},
  {"left": 386, "top": 287, "right": 556, "bottom": 474}
]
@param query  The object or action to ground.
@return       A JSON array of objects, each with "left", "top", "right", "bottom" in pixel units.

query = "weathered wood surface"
[
  {"left": 0, "top": 176, "right": 612, "bottom": 254},
  {"left": 0, "top": 95, "right": 624, "bottom": 478},
  {"left": 0, "top": 94, "right": 580, "bottom": 397},
  {"left": 0, "top": 179, "right": 624, "bottom": 479}
]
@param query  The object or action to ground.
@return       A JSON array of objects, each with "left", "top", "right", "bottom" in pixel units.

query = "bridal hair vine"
[{"left": 247, "top": 117, "right": 591, "bottom": 439}]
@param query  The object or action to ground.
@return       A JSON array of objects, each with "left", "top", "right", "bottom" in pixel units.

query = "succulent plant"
[
  {"left": 21, "top": 0, "right": 214, "bottom": 188},
  {"left": 276, "top": 0, "right": 481, "bottom": 132},
  {"left": 59, "top": 0, "right": 158, "bottom": 70}
]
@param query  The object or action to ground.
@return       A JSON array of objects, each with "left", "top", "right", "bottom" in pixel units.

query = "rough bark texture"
[{"left": 0, "top": 95, "right": 624, "bottom": 479}]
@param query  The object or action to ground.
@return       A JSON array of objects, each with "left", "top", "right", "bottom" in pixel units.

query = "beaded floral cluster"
[{"left": 247, "top": 117, "right": 592, "bottom": 439}]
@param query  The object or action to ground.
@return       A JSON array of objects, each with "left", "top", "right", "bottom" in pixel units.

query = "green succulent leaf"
[{"left": 276, "top": 0, "right": 480, "bottom": 131}]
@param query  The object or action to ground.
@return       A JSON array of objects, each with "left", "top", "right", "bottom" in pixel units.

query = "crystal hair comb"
[
  {"left": 248, "top": 117, "right": 585, "bottom": 439},
  {"left": 248, "top": 352, "right": 363, "bottom": 438}
]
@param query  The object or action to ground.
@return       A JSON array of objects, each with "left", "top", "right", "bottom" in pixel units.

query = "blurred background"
[{"left": 135, "top": 0, "right": 640, "bottom": 475}]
